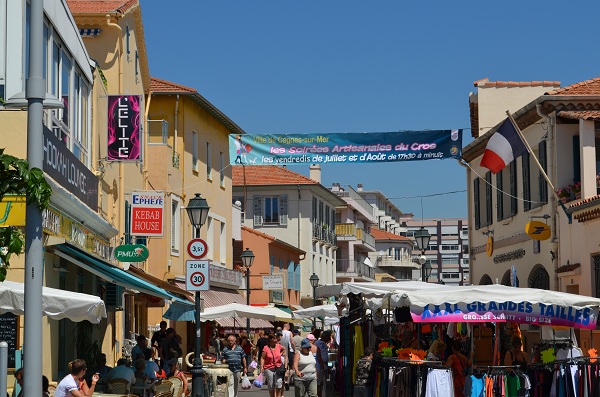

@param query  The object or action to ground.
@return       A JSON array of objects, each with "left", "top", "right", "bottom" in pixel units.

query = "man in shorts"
[{"left": 280, "top": 323, "right": 294, "bottom": 390}]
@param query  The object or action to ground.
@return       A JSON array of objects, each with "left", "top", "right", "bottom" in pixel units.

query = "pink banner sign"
[
  {"left": 108, "top": 95, "right": 141, "bottom": 161},
  {"left": 410, "top": 302, "right": 598, "bottom": 329}
]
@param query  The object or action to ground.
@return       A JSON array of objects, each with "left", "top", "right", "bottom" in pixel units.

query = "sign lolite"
[{"left": 130, "top": 192, "right": 164, "bottom": 236}]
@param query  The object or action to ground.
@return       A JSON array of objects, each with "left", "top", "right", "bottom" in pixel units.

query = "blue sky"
[{"left": 142, "top": 1, "right": 600, "bottom": 219}]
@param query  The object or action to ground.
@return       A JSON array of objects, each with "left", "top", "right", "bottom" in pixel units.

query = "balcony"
[
  {"left": 377, "top": 255, "right": 418, "bottom": 269},
  {"left": 312, "top": 224, "right": 336, "bottom": 245},
  {"left": 336, "top": 259, "right": 375, "bottom": 280},
  {"left": 335, "top": 223, "right": 375, "bottom": 250}
]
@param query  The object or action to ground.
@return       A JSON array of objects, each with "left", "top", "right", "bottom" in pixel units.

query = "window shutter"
[
  {"left": 496, "top": 171, "right": 503, "bottom": 221},
  {"left": 253, "top": 196, "right": 263, "bottom": 226},
  {"left": 287, "top": 261, "right": 294, "bottom": 290},
  {"left": 485, "top": 172, "right": 493, "bottom": 226},
  {"left": 474, "top": 178, "right": 480, "bottom": 229},
  {"left": 522, "top": 153, "right": 531, "bottom": 211},
  {"left": 279, "top": 195, "right": 288, "bottom": 225},
  {"left": 510, "top": 161, "right": 518, "bottom": 216},
  {"left": 270, "top": 256, "right": 275, "bottom": 275},
  {"left": 539, "top": 140, "right": 548, "bottom": 204},
  {"left": 295, "top": 263, "right": 301, "bottom": 291}
]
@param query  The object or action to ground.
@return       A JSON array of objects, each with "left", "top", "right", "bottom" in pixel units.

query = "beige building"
[{"left": 463, "top": 76, "right": 600, "bottom": 348}]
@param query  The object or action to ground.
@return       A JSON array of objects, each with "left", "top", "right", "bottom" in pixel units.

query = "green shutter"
[
  {"left": 474, "top": 178, "right": 480, "bottom": 229},
  {"left": 523, "top": 153, "right": 531, "bottom": 211}
]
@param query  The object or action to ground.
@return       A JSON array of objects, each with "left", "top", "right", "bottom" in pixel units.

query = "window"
[
  {"left": 192, "top": 131, "right": 198, "bottom": 171},
  {"left": 220, "top": 222, "right": 226, "bottom": 263},
  {"left": 497, "top": 161, "right": 517, "bottom": 221},
  {"left": 126, "top": 25, "right": 131, "bottom": 55},
  {"left": 220, "top": 151, "right": 225, "bottom": 186},
  {"left": 206, "top": 142, "right": 212, "bottom": 180},
  {"left": 253, "top": 195, "right": 288, "bottom": 226},
  {"left": 294, "top": 263, "right": 301, "bottom": 291},
  {"left": 171, "top": 196, "right": 181, "bottom": 255},
  {"left": 287, "top": 261, "right": 295, "bottom": 290},
  {"left": 523, "top": 140, "right": 548, "bottom": 211},
  {"left": 278, "top": 258, "right": 283, "bottom": 272},
  {"left": 473, "top": 172, "right": 492, "bottom": 229},
  {"left": 441, "top": 245, "right": 459, "bottom": 251}
]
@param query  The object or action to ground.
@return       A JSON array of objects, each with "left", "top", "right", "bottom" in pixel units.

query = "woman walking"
[
  {"left": 55, "top": 359, "right": 99, "bottom": 397},
  {"left": 260, "top": 334, "right": 286, "bottom": 397},
  {"left": 446, "top": 340, "right": 474, "bottom": 397},
  {"left": 293, "top": 338, "right": 317, "bottom": 397}
]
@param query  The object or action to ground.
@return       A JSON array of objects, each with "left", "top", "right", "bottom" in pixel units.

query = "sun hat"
[
  {"left": 301, "top": 338, "right": 311, "bottom": 349},
  {"left": 306, "top": 334, "right": 316, "bottom": 341}
]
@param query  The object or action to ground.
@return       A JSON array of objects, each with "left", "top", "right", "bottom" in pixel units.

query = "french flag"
[{"left": 480, "top": 117, "right": 527, "bottom": 174}]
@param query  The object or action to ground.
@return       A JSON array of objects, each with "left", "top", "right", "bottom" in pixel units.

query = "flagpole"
[
  {"left": 505, "top": 111, "right": 557, "bottom": 194},
  {"left": 506, "top": 111, "right": 572, "bottom": 223}
]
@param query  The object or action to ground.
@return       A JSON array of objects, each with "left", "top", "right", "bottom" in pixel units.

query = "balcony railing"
[
  {"left": 335, "top": 224, "right": 375, "bottom": 249},
  {"left": 377, "top": 256, "right": 418, "bottom": 268},
  {"left": 313, "top": 224, "right": 336, "bottom": 245},
  {"left": 333, "top": 186, "right": 374, "bottom": 217},
  {"left": 336, "top": 259, "right": 375, "bottom": 279}
]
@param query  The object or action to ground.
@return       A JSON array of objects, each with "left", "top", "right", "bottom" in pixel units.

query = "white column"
[{"left": 579, "top": 120, "right": 597, "bottom": 199}]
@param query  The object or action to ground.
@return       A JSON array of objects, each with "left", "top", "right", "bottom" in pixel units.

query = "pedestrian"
[
  {"left": 292, "top": 329, "right": 303, "bottom": 353},
  {"left": 240, "top": 333, "right": 253, "bottom": 371},
  {"left": 354, "top": 347, "right": 374, "bottom": 397},
  {"left": 13, "top": 367, "right": 23, "bottom": 397},
  {"left": 55, "top": 359, "right": 99, "bottom": 397},
  {"left": 151, "top": 321, "right": 167, "bottom": 348},
  {"left": 159, "top": 328, "right": 182, "bottom": 369},
  {"left": 280, "top": 323, "right": 294, "bottom": 390},
  {"left": 256, "top": 330, "right": 269, "bottom": 364},
  {"left": 314, "top": 331, "right": 330, "bottom": 397},
  {"left": 221, "top": 334, "right": 247, "bottom": 397},
  {"left": 426, "top": 340, "right": 446, "bottom": 361},
  {"left": 260, "top": 333, "right": 285, "bottom": 397},
  {"left": 293, "top": 338, "right": 317, "bottom": 397},
  {"left": 446, "top": 340, "right": 473, "bottom": 397}
]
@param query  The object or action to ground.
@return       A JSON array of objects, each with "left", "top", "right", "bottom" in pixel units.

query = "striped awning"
[
  {"left": 171, "top": 281, "right": 244, "bottom": 307},
  {"left": 79, "top": 28, "right": 102, "bottom": 38}
]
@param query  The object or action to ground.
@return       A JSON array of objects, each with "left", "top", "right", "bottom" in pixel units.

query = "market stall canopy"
[
  {"left": 0, "top": 280, "right": 106, "bottom": 323},
  {"left": 199, "top": 303, "right": 279, "bottom": 322},
  {"left": 315, "top": 281, "right": 440, "bottom": 299},
  {"left": 255, "top": 305, "right": 294, "bottom": 322},
  {"left": 391, "top": 284, "right": 600, "bottom": 329},
  {"left": 293, "top": 304, "right": 346, "bottom": 319}
]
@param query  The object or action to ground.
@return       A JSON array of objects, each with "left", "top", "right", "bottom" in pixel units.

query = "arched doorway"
[
  {"left": 480, "top": 274, "right": 493, "bottom": 285},
  {"left": 528, "top": 264, "right": 550, "bottom": 290}
]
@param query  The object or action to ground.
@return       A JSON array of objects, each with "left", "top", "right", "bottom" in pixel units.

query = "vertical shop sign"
[
  {"left": 130, "top": 191, "right": 164, "bottom": 236},
  {"left": 107, "top": 95, "right": 142, "bottom": 161}
]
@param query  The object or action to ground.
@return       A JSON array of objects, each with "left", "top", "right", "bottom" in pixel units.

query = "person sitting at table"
[
  {"left": 133, "top": 358, "right": 149, "bottom": 386},
  {"left": 143, "top": 348, "right": 160, "bottom": 381},
  {"left": 55, "top": 359, "right": 99, "bottom": 397},
  {"left": 166, "top": 358, "right": 189, "bottom": 396},
  {"left": 104, "top": 358, "right": 136, "bottom": 385}
]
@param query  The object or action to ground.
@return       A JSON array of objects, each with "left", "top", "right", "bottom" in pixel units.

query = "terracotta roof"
[
  {"left": 568, "top": 194, "right": 600, "bottom": 209},
  {"left": 558, "top": 110, "right": 600, "bottom": 120},
  {"left": 150, "top": 77, "right": 197, "bottom": 94},
  {"left": 474, "top": 78, "right": 560, "bottom": 88},
  {"left": 547, "top": 76, "right": 600, "bottom": 96},
  {"left": 556, "top": 262, "right": 581, "bottom": 274},
  {"left": 370, "top": 227, "right": 411, "bottom": 242},
  {"left": 232, "top": 166, "right": 318, "bottom": 186},
  {"left": 67, "top": 0, "right": 138, "bottom": 14}
]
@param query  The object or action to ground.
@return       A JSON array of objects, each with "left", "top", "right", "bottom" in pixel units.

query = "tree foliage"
[{"left": 0, "top": 148, "right": 52, "bottom": 281}]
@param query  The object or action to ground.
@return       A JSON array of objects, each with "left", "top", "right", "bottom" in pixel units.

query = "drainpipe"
[
  {"left": 143, "top": 92, "right": 152, "bottom": 190},
  {"left": 457, "top": 159, "right": 472, "bottom": 285},
  {"left": 537, "top": 104, "right": 559, "bottom": 290},
  {"left": 174, "top": 94, "right": 179, "bottom": 161}
]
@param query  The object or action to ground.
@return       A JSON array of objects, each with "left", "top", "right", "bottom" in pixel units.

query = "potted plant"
[
  {"left": 571, "top": 181, "right": 581, "bottom": 198},
  {"left": 556, "top": 186, "right": 571, "bottom": 203}
]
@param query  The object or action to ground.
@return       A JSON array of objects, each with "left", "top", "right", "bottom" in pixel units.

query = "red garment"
[
  {"left": 262, "top": 343, "right": 284, "bottom": 370},
  {"left": 449, "top": 353, "right": 466, "bottom": 397}
]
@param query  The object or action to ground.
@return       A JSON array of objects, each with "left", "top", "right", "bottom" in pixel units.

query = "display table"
[{"left": 203, "top": 364, "right": 231, "bottom": 397}]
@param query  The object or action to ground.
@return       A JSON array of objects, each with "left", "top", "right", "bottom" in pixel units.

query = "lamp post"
[
  {"left": 414, "top": 227, "right": 432, "bottom": 282},
  {"left": 186, "top": 193, "right": 210, "bottom": 397},
  {"left": 241, "top": 248, "right": 255, "bottom": 337},
  {"left": 309, "top": 273, "right": 320, "bottom": 326}
]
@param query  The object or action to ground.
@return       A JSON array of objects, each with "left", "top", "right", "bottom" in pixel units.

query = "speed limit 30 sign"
[{"left": 186, "top": 260, "right": 210, "bottom": 291}]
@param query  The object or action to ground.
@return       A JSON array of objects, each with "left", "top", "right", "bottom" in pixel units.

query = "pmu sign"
[
  {"left": 186, "top": 260, "right": 210, "bottom": 291},
  {"left": 131, "top": 192, "right": 164, "bottom": 236}
]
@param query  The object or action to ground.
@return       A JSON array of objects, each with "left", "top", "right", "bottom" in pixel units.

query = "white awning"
[{"left": 0, "top": 281, "right": 106, "bottom": 323}]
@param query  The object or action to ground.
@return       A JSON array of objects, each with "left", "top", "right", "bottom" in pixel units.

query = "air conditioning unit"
[{"left": 105, "top": 283, "right": 124, "bottom": 311}]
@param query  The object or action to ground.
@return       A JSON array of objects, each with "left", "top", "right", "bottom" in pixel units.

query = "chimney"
[
  {"left": 357, "top": 184, "right": 363, "bottom": 192},
  {"left": 310, "top": 164, "right": 321, "bottom": 183},
  {"left": 332, "top": 183, "right": 340, "bottom": 192}
]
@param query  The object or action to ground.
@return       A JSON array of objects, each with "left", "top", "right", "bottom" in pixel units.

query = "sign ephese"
[{"left": 130, "top": 192, "right": 164, "bottom": 237}]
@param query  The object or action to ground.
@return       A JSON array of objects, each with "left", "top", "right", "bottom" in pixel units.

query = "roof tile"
[
  {"left": 474, "top": 78, "right": 560, "bottom": 89},
  {"left": 558, "top": 110, "right": 600, "bottom": 120},
  {"left": 370, "top": 227, "right": 411, "bottom": 242},
  {"left": 547, "top": 76, "right": 600, "bottom": 96},
  {"left": 232, "top": 166, "right": 318, "bottom": 186},
  {"left": 150, "top": 77, "right": 197, "bottom": 93},
  {"left": 67, "top": 0, "right": 138, "bottom": 14}
]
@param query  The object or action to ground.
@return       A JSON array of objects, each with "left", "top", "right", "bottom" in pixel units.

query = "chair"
[
  {"left": 154, "top": 379, "right": 174, "bottom": 396},
  {"left": 47, "top": 384, "right": 56, "bottom": 397},
  {"left": 154, "top": 392, "right": 173, "bottom": 397},
  {"left": 167, "top": 376, "right": 183, "bottom": 397},
  {"left": 108, "top": 378, "right": 131, "bottom": 395}
]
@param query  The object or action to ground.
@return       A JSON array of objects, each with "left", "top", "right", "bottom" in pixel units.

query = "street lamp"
[
  {"left": 186, "top": 193, "right": 210, "bottom": 397},
  {"left": 241, "top": 248, "right": 255, "bottom": 337},
  {"left": 414, "top": 227, "right": 432, "bottom": 282},
  {"left": 309, "top": 273, "right": 320, "bottom": 326}
]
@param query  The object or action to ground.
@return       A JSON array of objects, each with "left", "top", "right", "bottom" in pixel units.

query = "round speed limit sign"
[{"left": 187, "top": 238, "right": 208, "bottom": 259}]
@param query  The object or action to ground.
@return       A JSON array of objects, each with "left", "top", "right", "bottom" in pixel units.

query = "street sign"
[
  {"left": 114, "top": 244, "right": 149, "bottom": 262},
  {"left": 187, "top": 238, "right": 208, "bottom": 259},
  {"left": 130, "top": 191, "right": 165, "bottom": 236},
  {"left": 186, "top": 260, "right": 210, "bottom": 291},
  {"left": 262, "top": 275, "right": 284, "bottom": 290}
]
